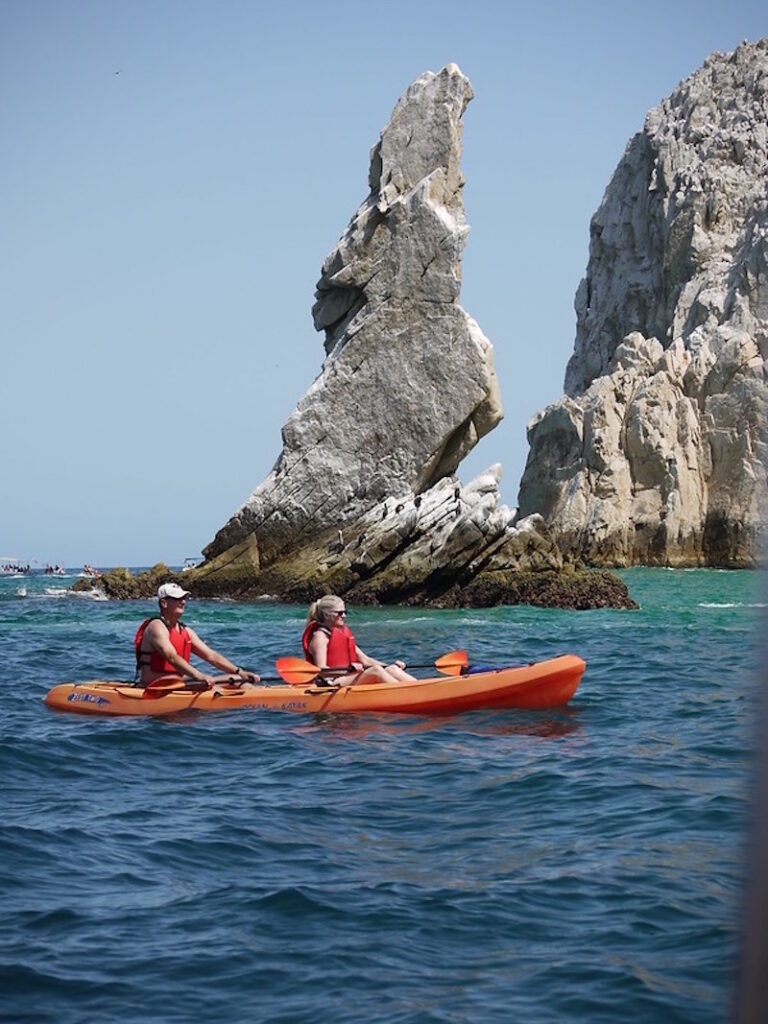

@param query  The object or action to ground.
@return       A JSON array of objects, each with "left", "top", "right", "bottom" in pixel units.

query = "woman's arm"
[{"left": 308, "top": 630, "right": 331, "bottom": 668}]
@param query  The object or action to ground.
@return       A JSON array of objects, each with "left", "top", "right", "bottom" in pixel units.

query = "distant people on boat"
[
  {"left": 302, "top": 594, "right": 417, "bottom": 686},
  {"left": 83, "top": 564, "right": 102, "bottom": 578},
  {"left": 135, "top": 582, "right": 260, "bottom": 688},
  {"left": 44, "top": 564, "right": 66, "bottom": 575},
  {"left": 2, "top": 562, "right": 30, "bottom": 575}
]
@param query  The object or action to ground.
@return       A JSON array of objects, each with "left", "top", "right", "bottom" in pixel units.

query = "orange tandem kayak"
[{"left": 43, "top": 655, "right": 585, "bottom": 717}]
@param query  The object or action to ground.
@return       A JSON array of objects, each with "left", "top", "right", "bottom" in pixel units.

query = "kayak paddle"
[
  {"left": 274, "top": 650, "right": 469, "bottom": 686},
  {"left": 143, "top": 677, "right": 204, "bottom": 698},
  {"left": 142, "top": 671, "right": 260, "bottom": 698},
  {"left": 142, "top": 651, "right": 471, "bottom": 695},
  {"left": 433, "top": 650, "right": 469, "bottom": 675}
]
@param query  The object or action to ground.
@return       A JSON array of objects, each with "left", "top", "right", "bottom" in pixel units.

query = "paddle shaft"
[
  {"left": 144, "top": 670, "right": 262, "bottom": 697},
  {"left": 274, "top": 650, "right": 468, "bottom": 685},
  {"left": 148, "top": 651, "right": 470, "bottom": 695}
]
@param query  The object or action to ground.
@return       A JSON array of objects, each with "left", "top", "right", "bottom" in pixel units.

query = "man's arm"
[{"left": 188, "top": 628, "right": 259, "bottom": 682}]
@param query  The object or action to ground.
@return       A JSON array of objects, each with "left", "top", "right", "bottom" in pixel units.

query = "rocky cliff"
[
  {"left": 204, "top": 65, "right": 503, "bottom": 569},
  {"left": 194, "top": 63, "right": 634, "bottom": 608},
  {"left": 517, "top": 39, "right": 768, "bottom": 567}
]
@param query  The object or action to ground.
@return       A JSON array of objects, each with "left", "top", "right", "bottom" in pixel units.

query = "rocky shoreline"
[{"left": 71, "top": 563, "right": 639, "bottom": 611}]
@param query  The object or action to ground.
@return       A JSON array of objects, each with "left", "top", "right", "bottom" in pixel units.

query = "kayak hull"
[{"left": 43, "top": 655, "right": 586, "bottom": 718}]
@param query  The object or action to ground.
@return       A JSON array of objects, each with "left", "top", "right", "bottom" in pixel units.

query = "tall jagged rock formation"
[
  {"left": 204, "top": 64, "right": 503, "bottom": 573},
  {"left": 518, "top": 39, "right": 768, "bottom": 567},
  {"left": 193, "top": 64, "right": 635, "bottom": 609}
]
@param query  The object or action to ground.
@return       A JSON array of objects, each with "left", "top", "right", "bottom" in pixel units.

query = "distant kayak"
[{"left": 43, "top": 655, "right": 585, "bottom": 717}]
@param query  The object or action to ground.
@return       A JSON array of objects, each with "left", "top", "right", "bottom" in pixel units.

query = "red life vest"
[
  {"left": 134, "top": 617, "right": 192, "bottom": 675},
  {"left": 301, "top": 621, "right": 357, "bottom": 668}
]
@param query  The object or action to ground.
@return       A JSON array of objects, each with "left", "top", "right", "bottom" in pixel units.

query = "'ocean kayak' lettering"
[
  {"left": 67, "top": 692, "right": 111, "bottom": 706},
  {"left": 242, "top": 702, "right": 308, "bottom": 711}
]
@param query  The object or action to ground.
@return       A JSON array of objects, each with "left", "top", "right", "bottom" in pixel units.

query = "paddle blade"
[
  {"left": 274, "top": 657, "right": 323, "bottom": 686},
  {"left": 143, "top": 678, "right": 184, "bottom": 699},
  {"left": 143, "top": 677, "right": 207, "bottom": 699},
  {"left": 434, "top": 650, "right": 468, "bottom": 676}
]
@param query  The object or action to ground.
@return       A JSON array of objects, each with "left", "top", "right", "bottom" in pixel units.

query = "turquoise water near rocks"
[{"left": 1, "top": 568, "right": 765, "bottom": 1022}]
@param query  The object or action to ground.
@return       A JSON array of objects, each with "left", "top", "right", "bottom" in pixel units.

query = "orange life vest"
[
  {"left": 134, "top": 617, "right": 192, "bottom": 675},
  {"left": 301, "top": 621, "right": 357, "bottom": 668}
]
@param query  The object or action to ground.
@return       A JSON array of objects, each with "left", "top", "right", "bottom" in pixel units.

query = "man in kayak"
[
  {"left": 302, "top": 594, "right": 417, "bottom": 686},
  {"left": 136, "top": 582, "right": 259, "bottom": 688}
]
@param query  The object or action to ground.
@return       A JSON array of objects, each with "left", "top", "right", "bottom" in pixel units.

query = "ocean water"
[{"left": 1, "top": 568, "right": 765, "bottom": 1023}]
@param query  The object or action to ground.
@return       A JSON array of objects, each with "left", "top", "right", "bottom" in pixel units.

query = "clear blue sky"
[{"left": 2, "top": 0, "right": 766, "bottom": 567}]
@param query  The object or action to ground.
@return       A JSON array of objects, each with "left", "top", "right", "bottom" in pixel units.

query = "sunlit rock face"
[
  {"left": 201, "top": 65, "right": 519, "bottom": 589},
  {"left": 518, "top": 39, "right": 768, "bottom": 567}
]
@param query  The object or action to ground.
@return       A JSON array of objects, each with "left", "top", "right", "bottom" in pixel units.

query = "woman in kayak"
[{"left": 302, "top": 594, "right": 417, "bottom": 686}]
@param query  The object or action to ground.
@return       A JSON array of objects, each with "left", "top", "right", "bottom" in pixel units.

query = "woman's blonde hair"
[{"left": 307, "top": 594, "right": 344, "bottom": 624}]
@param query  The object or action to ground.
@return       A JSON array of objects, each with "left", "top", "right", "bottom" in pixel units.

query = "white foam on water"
[
  {"left": 699, "top": 602, "right": 768, "bottom": 609},
  {"left": 69, "top": 587, "right": 108, "bottom": 602}
]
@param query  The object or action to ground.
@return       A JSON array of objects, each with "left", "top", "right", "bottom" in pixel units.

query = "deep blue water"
[{"left": 1, "top": 568, "right": 765, "bottom": 1023}]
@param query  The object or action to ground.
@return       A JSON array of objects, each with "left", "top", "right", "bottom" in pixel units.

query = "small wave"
[
  {"left": 20, "top": 586, "right": 108, "bottom": 601},
  {"left": 699, "top": 601, "right": 768, "bottom": 609},
  {"left": 69, "top": 587, "right": 108, "bottom": 601}
]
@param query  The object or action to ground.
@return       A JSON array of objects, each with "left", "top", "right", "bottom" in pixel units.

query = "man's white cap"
[{"left": 158, "top": 582, "right": 190, "bottom": 600}]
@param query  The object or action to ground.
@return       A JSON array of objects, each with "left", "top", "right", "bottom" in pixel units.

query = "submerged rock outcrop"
[
  {"left": 518, "top": 39, "right": 768, "bottom": 567},
  {"left": 194, "top": 63, "right": 634, "bottom": 608}
]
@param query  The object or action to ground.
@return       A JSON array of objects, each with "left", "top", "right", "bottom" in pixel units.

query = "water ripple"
[{"left": 0, "top": 569, "right": 763, "bottom": 1022}]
